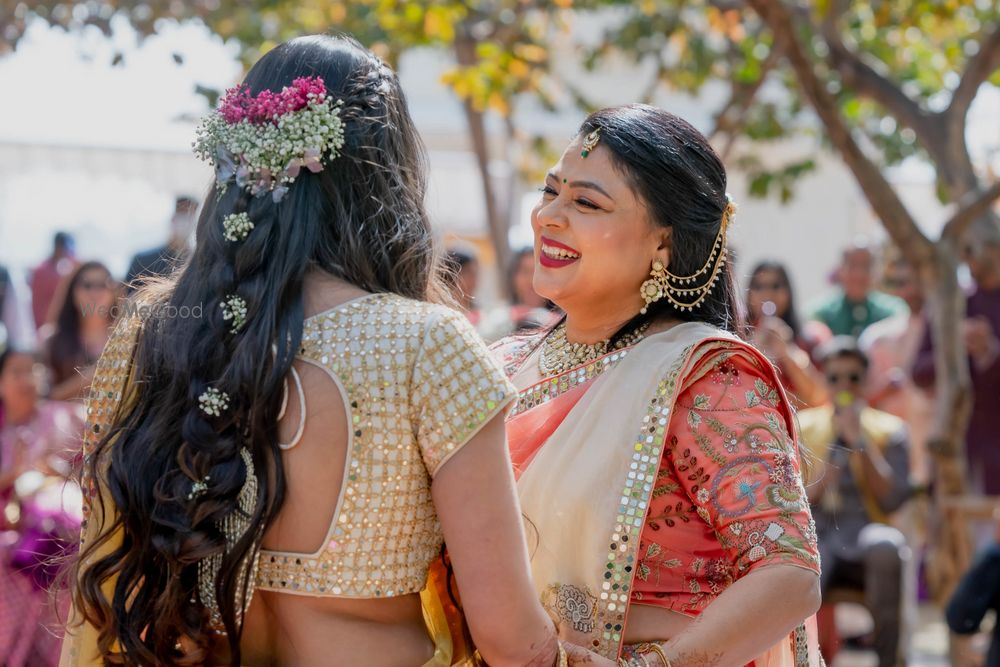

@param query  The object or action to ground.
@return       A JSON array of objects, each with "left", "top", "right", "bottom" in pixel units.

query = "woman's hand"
[
  {"left": 564, "top": 642, "right": 616, "bottom": 666},
  {"left": 754, "top": 316, "right": 793, "bottom": 361}
]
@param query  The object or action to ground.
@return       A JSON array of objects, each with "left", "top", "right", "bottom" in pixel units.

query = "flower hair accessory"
[
  {"left": 193, "top": 76, "right": 345, "bottom": 203},
  {"left": 188, "top": 474, "right": 211, "bottom": 500},
  {"left": 222, "top": 212, "right": 254, "bottom": 242},
  {"left": 221, "top": 294, "right": 248, "bottom": 333},
  {"left": 199, "top": 387, "right": 230, "bottom": 417}
]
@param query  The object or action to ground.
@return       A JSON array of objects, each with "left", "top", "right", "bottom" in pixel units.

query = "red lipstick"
[{"left": 538, "top": 236, "right": 581, "bottom": 268}]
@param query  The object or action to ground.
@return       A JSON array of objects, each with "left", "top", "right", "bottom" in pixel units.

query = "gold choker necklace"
[{"left": 539, "top": 320, "right": 650, "bottom": 377}]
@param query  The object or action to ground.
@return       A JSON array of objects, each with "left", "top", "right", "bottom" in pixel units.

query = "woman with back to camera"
[
  {"left": 60, "top": 34, "right": 599, "bottom": 667},
  {"left": 492, "top": 105, "right": 823, "bottom": 666}
]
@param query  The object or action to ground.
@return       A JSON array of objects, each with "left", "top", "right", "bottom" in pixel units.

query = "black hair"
[
  {"left": 74, "top": 34, "right": 445, "bottom": 666},
  {"left": 47, "top": 260, "right": 116, "bottom": 386},
  {"left": 746, "top": 260, "right": 802, "bottom": 340},
  {"left": 815, "top": 335, "right": 870, "bottom": 371},
  {"left": 578, "top": 104, "right": 740, "bottom": 338}
]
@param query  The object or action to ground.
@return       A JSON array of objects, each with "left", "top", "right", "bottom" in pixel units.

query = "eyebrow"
[{"left": 547, "top": 172, "right": 613, "bottom": 200}]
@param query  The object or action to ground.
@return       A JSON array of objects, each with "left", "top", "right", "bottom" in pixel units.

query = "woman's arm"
[
  {"left": 432, "top": 414, "right": 562, "bottom": 667},
  {"left": 633, "top": 348, "right": 822, "bottom": 666},
  {"left": 776, "top": 344, "right": 827, "bottom": 408},
  {"left": 641, "top": 565, "right": 820, "bottom": 666}
]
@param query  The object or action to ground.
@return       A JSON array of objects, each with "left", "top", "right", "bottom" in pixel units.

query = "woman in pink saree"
[{"left": 493, "top": 106, "right": 823, "bottom": 667}]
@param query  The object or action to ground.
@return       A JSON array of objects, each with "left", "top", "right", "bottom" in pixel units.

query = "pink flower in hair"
[
  {"left": 219, "top": 85, "right": 252, "bottom": 124},
  {"left": 193, "top": 74, "right": 343, "bottom": 201}
]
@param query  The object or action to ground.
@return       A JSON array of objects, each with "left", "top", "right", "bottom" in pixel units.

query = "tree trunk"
[
  {"left": 454, "top": 31, "right": 512, "bottom": 298},
  {"left": 748, "top": 0, "right": 974, "bottom": 600},
  {"left": 920, "top": 241, "right": 974, "bottom": 603}
]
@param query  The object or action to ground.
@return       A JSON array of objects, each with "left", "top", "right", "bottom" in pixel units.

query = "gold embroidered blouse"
[
  {"left": 79, "top": 293, "right": 515, "bottom": 602},
  {"left": 252, "top": 293, "right": 515, "bottom": 597}
]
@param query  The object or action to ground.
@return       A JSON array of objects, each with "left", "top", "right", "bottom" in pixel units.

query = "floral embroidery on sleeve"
[{"left": 633, "top": 347, "right": 819, "bottom": 613}]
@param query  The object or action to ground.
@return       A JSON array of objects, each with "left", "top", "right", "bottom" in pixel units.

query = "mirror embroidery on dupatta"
[{"left": 509, "top": 349, "right": 631, "bottom": 417}]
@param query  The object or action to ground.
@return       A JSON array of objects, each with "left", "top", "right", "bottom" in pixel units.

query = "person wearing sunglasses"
[
  {"left": 42, "top": 261, "right": 119, "bottom": 401},
  {"left": 858, "top": 250, "right": 932, "bottom": 489},
  {"left": 745, "top": 261, "right": 830, "bottom": 408},
  {"left": 797, "top": 336, "right": 912, "bottom": 667}
]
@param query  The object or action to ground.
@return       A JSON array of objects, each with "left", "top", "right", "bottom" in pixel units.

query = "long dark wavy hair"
[
  {"left": 47, "top": 260, "right": 117, "bottom": 385},
  {"left": 578, "top": 105, "right": 742, "bottom": 338},
  {"left": 73, "top": 35, "right": 444, "bottom": 666}
]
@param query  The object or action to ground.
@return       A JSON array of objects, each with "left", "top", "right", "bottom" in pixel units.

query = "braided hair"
[{"left": 73, "top": 35, "right": 444, "bottom": 666}]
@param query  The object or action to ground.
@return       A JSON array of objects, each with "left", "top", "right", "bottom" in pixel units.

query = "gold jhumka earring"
[{"left": 640, "top": 197, "right": 736, "bottom": 314}]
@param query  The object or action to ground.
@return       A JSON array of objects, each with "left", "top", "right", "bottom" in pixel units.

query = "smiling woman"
[{"left": 491, "top": 105, "right": 823, "bottom": 667}]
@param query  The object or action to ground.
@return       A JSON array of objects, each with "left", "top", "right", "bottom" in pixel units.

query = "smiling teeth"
[{"left": 542, "top": 245, "right": 580, "bottom": 260}]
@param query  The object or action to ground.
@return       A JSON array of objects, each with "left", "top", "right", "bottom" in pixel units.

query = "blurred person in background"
[
  {"left": 0, "top": 346, "right": 84, "bottom": 666},
  {"left": 0, "top": 347, "right": 84, "bottom": 504},
  {"left": 912, "top": 225, "right": 1000, "bottom": 495},
  {"left": 30, "top": 231, "right": 78, "bottom": 331},
  {"left": 42, "top": 261, "right": 119, "bottom": 401},
  {"left": 859, "top": 249, "right": 932, "bottom": 485},
  {"left": 745, "top": 260, "right": 829, "bottom": 407},
  {"left": 443, "top": 244, "right": 480, "bottom": 317},
  {"left": 798, "top": 337, "right": 911, "bottom": 667},
  {"left": 506, "top": 246, "right": 560, "bottom": 333},
  {"left": 124, "top": 195, "right": 198, "bottom": 293},
  {"left": 946, "top": 508, "right": 1000, "bottom": 667},
  {"left": 808, "top": 241, "right": 908, "bottom": 338},
  {"left": 1, "top": 262, "right": 36, "bottom": 350}
]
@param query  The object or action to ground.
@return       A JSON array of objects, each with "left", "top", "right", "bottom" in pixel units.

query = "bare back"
[{"left": 237, "top": 275, "right": 514, "bottom": 665}]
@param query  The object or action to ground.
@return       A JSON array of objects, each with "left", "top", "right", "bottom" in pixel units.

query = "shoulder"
[
  {"left": 806, "top": 289, "right": 844, "bottom": 315},
  {"left": 489, "top": 331, "right": 546, "bottom": 379},
  {"left": 682, "top": 334, "right": 775, "bottom": 383},
  {"left": 861, "top": 407, "right": 907, "bottom": 439},
  {"left": 675, "top": 336, "right": 791, "bottom": 415},
  {"left": 381, "top": 299, "right": 499, "bottom": 365},
  {"left": 868, "top": 291, "right": 908, "bottom": 315},
  {"left": 797, "top": 404, "right": 834, "bottom": 429}
]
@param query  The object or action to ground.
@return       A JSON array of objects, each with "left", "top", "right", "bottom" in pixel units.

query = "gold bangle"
[
  {"left": 556, "top": 640, "right": 568, "bottom": 667},
  {"left": 638, "top": 642, "right": 671, "bottom": 667}
]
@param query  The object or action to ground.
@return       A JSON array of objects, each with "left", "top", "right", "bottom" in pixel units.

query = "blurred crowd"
[{"left": 1, "top": 196, "right": 999, "bottom": 665}]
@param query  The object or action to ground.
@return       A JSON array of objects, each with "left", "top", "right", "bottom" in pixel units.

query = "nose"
[{"left": 532, "top": 195, "right": 569, "bottom": 232}]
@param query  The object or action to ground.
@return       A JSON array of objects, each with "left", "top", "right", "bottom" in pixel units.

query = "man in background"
[
  {"left": 29, "top": 231, "right": 77, "bottom": 330},
  {"left": 809, "top": 241, "right": 908, "bottom": 337},
  {"left": 799, "top": 337, "right": 912, "bottom": 667},
  {"left": 125, "top": 196, "right": 198, "bottom": 293}
]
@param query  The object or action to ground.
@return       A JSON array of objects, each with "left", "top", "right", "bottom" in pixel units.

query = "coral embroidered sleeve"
[{"left": 632, "top": 349, "right": 820, "bottom": 614}]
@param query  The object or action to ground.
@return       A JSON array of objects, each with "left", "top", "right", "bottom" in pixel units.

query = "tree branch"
[
  {"left": 709, "top": 46, "right": 779, "bottom": 157},
  {"left": 747, "top": 0, "right": 933, "bottom": 265},
  {"left": 941, "top": 180, "right": 1000, "bottom": 241},
  {"left": 947, "top": 25, "right": 1000, "bottom": 121},
  {"left": 819, "top": 16, "right": 936, "bottom": 142}
]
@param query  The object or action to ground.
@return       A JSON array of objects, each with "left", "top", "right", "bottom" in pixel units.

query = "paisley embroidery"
[{"left": 543, "top": 584, "right": 598, "bottom": 634}]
